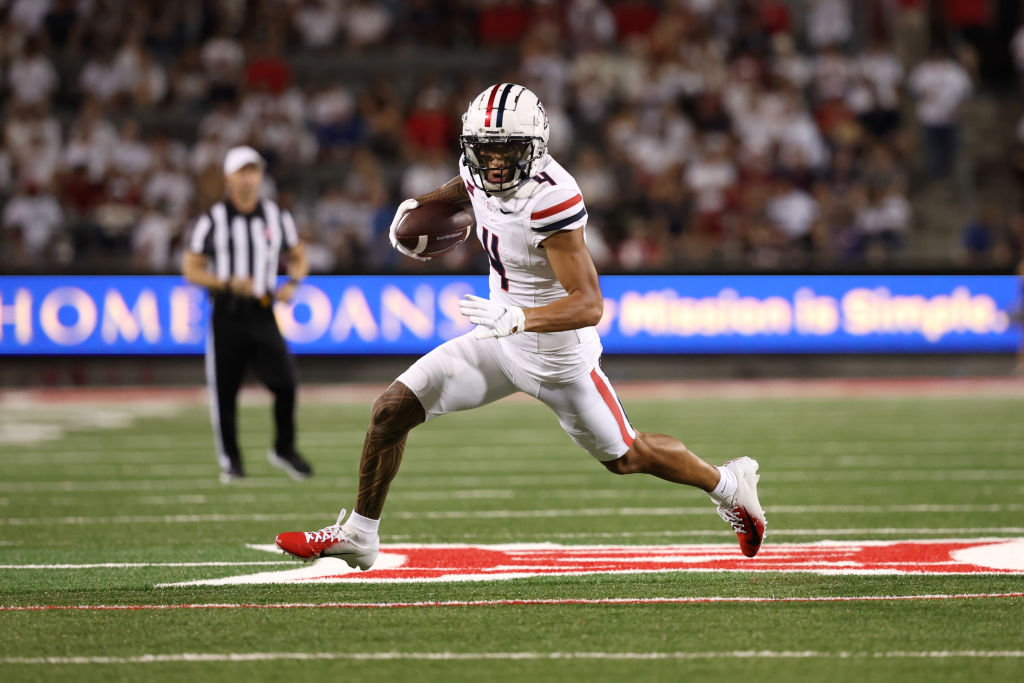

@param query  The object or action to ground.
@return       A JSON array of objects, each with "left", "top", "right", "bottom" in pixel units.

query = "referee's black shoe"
[{"left": 268, "top": 449, "right": 313, "bottom": 480}]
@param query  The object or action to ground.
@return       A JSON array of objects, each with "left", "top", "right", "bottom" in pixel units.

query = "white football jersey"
[{"left": 459, "top": 154, "right": 602, "bottom": 382}]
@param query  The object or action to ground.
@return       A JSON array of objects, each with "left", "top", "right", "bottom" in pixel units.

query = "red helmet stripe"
[{"left": 483, "top": 84, "right": 502, "bottom": 127}]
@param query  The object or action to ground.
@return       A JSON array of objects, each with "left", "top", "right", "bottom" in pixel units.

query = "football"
[{"left": 396, "top": 200, "right": 474, "bottom": 258}]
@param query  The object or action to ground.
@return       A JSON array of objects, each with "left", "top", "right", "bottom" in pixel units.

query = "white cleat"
[
  {"left": 275, "top": 509, "right": 379, "bottom": 570},
  {"left": 716, "top": 456, "right": 767, "bottom": 558}
]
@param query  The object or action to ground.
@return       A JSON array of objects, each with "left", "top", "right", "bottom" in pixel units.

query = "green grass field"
[{"left": 1, "top": 382, "right": 1023, "bottom": 682}]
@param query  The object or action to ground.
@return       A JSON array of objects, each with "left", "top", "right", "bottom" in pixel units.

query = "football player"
[{"left": 276, "top": 84, "right": 765, "bottom": 568}]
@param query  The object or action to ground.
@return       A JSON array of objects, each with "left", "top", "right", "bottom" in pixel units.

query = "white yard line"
[
  {"left": 0, "top": 562, "right": 294, "bottom": 570},
  {"left": 8, "top": 436, "right": 1024, "bottom": 459},
  {"left": 2, "top": 468, "right": 1022, "bottom": 495},
  {"left": 1, "top": 650, "right": 1022, "bottom": 665},
  {"left": 123, "top": 489, "right": 515, "bottom": 506},
  {"left": 2, "top": 592, "right": 1022, "bottom": 614},
  {"left": 386, "top": 527, "right": 1024, "bottom": 541},
  {"left": 5, "top": 450, "right": 1024, "bottom": 473},
  {"left": 0, "top": 474, "right": 606, "bottom": 493}
]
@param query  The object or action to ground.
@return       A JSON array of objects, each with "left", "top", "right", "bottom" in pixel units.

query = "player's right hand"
[{"left": 388, "top": 198, "right": 429, "bottom": 261}]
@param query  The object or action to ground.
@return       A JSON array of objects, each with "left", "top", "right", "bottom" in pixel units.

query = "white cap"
[{"left": 223, "top": 146, "right": 265, "bottom": 175}]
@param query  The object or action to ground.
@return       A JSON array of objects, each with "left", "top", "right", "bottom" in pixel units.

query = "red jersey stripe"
[
  {"left": 590, "top": 369, "right": 634, "bottom": 448},
  {"left": 531, "top": 194, "right": 582, "bottom": 221},
  {"left": 483, "top": 84, "right": 501, "bottom": 127}
]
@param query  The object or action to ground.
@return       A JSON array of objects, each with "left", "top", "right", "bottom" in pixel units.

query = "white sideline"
[{"left": 1, "top": 650, "right": 1022, "bottom": 664}]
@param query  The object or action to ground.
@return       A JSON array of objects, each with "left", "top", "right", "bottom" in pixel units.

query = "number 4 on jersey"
[
  {"left": 480, "top": 227, "right": 509, "bottom": 291},
  {"left": 533, "top": 172, "right": 557, "bottom": 187}
]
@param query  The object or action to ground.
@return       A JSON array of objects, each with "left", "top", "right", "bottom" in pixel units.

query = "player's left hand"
[
  {"left": 388, "top": 198, "right": 430, "bottom": 261},
  {"left": 458, "top": 294, "right": 525, "bottom": 339}
]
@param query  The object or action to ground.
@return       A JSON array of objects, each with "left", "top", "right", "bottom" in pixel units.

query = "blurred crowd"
[{"left": 1, "top": 0, "right": 1023, "bottom": 274}]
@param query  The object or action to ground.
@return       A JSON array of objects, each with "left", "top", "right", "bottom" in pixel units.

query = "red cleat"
[
  {"left": 275, "top": 509, "right": 378, "bottom": 570},
  {"left": 716, "top": 457, "right": 767, "bottom": 557}
]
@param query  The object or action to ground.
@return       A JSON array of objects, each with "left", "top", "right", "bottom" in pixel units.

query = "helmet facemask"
[{"left": 461, "top": 136, "right": 541, "bottom": 195}]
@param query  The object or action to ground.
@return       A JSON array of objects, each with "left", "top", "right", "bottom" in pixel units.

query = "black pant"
[{"left": 206, "top": 295, "right": 297, "bottom": 470}]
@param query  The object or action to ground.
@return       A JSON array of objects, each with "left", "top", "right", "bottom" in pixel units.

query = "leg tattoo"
[{"left": 354, "top": 382, "right": 425, "bottom": 519}]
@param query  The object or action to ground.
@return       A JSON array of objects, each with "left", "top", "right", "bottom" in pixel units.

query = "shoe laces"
[
  {"left": 304, "top": 508, "right": 348, "bottom": 545},
  {"left": 718, "top": 506, "right": 747, "bottom": 534}
]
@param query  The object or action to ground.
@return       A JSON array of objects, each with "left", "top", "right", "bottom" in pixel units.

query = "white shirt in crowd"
[
  {"left": 133, "top": 210, "right": 175, "bottom": 271},
  {"left": 628, "top": 111, "right": 694, "bottom": 177},
  {"left": 199, "top": 108, "right": 249, "bottom": 147},
  {"left": 64, "top": 116, "right": 118, "bottom": 181},
  {"left": 774, "top": 52, "right": 813, "bottom": 91},
  {"left": 685, "top": 156, "right": 736, "bottom": 214},
  {"left": 4, "top": 113, "right": 60, "bottom": 152},
  {"left": 200, "top": 36, "right": 245, "bottom": 83},
  {"left": 778, "top": 112, "right": 828, "bottom": 169},
  {"left": 574, "top": 163, "right": 616, "bottom": 210},
  {"left": 566, "top": 0, "right": 616, "bottom": 48},
  {"left": 310, "top": 85, "right": 356, "bottom": 127},
  {"left": 9, "top": 0, "right": 50, "bottom": 34},
  {"left": 3, "top": 192, "right": 64, "bottom": 256},
  {"left": 346, "top": 1, "right": 392, "bottom": 47},
  {"left": 767, "top": 188, "right": 818, "bottom": 239},
  {"left": 908, "top": 58, "right": 971, "bottom": 126},
  {"left": 858, "top": 50, "right": 903, "bottom": 109},
  {"left": 80, "top": 59, "right": 123, "bottom": 103},
  {"left": 144, "top": 169, "right": 194, "bottom": 218},
  {"left": 8, "top": 53, "right": 59, "bottom": 106},
  {"left": 293, "top": 0, "right": 342, "bottom": 48},
  {"left": 857, "top": 194, "right": 910, "bottom": 235},
  {"left": 401, "top": 159, "right": 451, "bottom": 200},
  {"left": 114, "top": 46, "right": 168, "bottom": 105},
  {"left": 807, "top": 0, "right": 852, "bottom": 49},
  {"left": 813, "top": 51, "right": 854, "bottom": 101},
  {"left": 111, "top": 138, "right": 153, "bottom": 176}
]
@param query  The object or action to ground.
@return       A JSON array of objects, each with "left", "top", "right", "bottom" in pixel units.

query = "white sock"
[
  {"left": 709, "top": 466, "right": 738, "bottom": 506},
  {"left": 343, "top": 511, "right": 380, "bottom": 540}
]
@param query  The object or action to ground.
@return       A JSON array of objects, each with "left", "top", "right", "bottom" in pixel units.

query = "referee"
[{"left": 182, "top": 146, "right": 312, "bottom": 483}]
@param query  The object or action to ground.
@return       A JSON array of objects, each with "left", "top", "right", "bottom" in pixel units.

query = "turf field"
[{"left": 1, "top": 380, "right": 1022, "bottom": 682}]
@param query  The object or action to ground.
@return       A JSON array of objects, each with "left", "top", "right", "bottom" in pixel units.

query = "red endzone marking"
[{"left": 3, "top": 593, "right": 1022, "bottom": 612}]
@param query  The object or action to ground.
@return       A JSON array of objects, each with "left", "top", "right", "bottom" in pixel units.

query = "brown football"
[{"left": 396, "top": 200, "right": 475, "bottom": 258}]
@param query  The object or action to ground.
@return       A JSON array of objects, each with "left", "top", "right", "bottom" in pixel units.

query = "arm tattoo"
[
  {"left": 414, "top": 176, "right": 473, "bottom": 210},
  {"left": 354, "top": 382, "right": 425, "bottom": 520}
]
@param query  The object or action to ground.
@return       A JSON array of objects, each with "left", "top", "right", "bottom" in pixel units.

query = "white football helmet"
[{"left": 460, "top": 84, "right": 549, "bottom": 194}]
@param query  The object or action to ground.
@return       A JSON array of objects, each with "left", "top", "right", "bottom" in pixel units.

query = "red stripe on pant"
[{"left": 590, "top": 369, "right": 634, "bottom": 448}]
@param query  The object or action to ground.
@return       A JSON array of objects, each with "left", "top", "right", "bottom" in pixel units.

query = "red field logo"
[{"left": 164, "top": 539, "right": 1024, "bottom": 586}]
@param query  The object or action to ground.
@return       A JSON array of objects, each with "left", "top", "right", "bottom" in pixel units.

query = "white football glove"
[
  {"left": 458, "top": 294, "right": 526, "bottom": 339},
  {"left": 388, "top": 198, "right": 429, "bottom": 261}
]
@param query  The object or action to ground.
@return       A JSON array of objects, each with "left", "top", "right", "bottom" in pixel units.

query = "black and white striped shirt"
[{"left": 189, "top": 199, "right": 300, "bottom": 298}]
